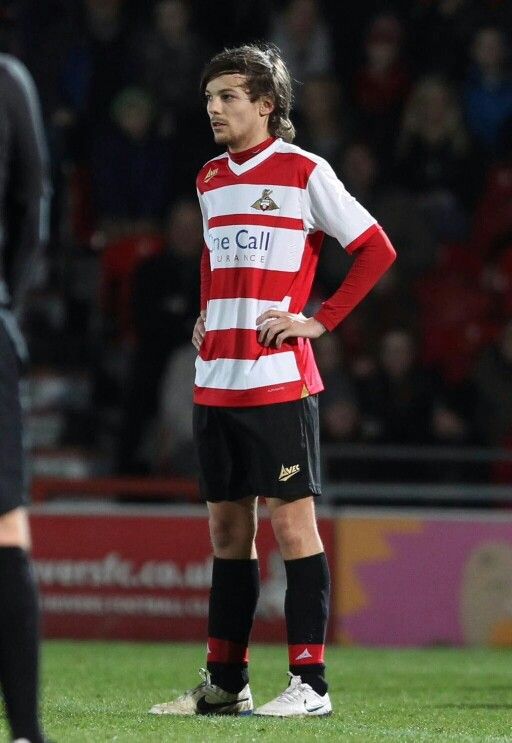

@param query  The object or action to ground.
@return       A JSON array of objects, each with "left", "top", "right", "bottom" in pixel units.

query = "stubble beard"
[{"left": 213, "top": 129, "right": 231, "bottom": 147}]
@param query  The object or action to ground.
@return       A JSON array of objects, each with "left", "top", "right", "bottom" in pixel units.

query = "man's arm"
[
  {"left": 192, "top": 186, "right": 212, "bottom": 351},
  {"left": 1, "top": 56, "right": 50, "bottom": 311},
  {"left": 313, "top": 227, "right": 396, "bottom": 330},
  {"left": 257, "top": 228, "right": 396, "bottom": 347},
  {"left": 192, "top": 244, "right": 211, "bottom": 351},
  {"left": 199, "top": 243, "right": 211, "bottom": 313},
  {"left": 257, "top": 157, "right": 396, "bottom": 347}
]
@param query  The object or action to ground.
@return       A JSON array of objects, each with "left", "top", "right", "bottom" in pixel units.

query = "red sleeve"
[
  {"left": 200, "top": 244, "right": 211, "bottom": 311},
  {"left": 314, "top": 226, "right": 396, "bottom": 331}
]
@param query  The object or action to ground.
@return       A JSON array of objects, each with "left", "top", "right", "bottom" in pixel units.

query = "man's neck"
[{"left": 228, "top": 135, "right": 276, "bottom": 164}]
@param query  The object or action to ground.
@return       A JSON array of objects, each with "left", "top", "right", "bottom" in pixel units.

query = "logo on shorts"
[
  {"left": 251, "top": 188, "right": 279, "bottom": 211},
  {"left": 279, "top": 463, "right": 301, "bottom": 482}
]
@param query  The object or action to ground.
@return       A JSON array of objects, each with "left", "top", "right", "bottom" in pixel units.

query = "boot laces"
[
  {"left": 180, "top": 667, "right": 212, "bottom": 698},
  {"left": 274, "top": 673, "right": 307, "bottom": 703}
]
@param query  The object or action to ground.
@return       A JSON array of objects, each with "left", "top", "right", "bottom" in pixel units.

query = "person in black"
[{"left": 0, "top": 53, "right": 51, "bottom": 743}]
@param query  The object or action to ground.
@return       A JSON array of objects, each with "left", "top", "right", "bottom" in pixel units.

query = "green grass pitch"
[{"left": 3, "top": 641, "right": 512, "bottom": 742}]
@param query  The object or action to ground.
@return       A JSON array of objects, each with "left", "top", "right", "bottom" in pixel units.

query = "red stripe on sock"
[
  {"left": 207, "top": 637, "right": 249, "bottom": 664},
  {"left": 288, "top": 643, "right": 325, "bottom": 665}
]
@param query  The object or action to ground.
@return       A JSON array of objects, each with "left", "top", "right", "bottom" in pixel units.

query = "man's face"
[{"left": 205, "top": 73, "right": 272, "bottom": 152}]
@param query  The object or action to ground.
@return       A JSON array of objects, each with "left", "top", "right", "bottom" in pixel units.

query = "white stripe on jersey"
[
  {"left": 195, "top": 351, "right": 301, "bottom": 390},
  {"left": 202, "top": 183, "right": 303, "bottom": 222},
  {"left": 206, "top": 296, "right": 291, "bottom": 331},
  {"left": 208, "top": 225, "right": 306, "bottom": 272},
  {"left": 304, "top": 161, "right": 375, "bottom": 247}
]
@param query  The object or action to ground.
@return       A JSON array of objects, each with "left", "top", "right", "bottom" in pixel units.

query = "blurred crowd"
[{"left": 2, "top": 0, "right": 512, "bottom": 481}]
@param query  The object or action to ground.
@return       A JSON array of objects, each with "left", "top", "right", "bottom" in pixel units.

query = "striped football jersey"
[{"left": 194, "top": 137, "right": 378, "bottom": 407}]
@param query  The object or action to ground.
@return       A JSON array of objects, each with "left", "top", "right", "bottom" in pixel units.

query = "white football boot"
[
  {"left": 149, "top": 668, "right": 253, "bottom": 716},
  {"left": 254, "top": 673, "right": 332, "bottom": 717}
]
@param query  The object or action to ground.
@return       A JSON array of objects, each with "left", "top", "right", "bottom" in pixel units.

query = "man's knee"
[
  {"left": 269, "top": 497, "right": 323, "bottom": 559},
  {"left": 270, "top": 507, "right": 305, "bottom": 555},
  {"left": 209, "top": 514, "right": 240, "bottom": 552},
  {"left": 208, "top": 501, "right": 257, "bottom": 557}
]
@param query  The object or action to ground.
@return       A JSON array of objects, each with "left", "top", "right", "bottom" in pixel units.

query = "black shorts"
[
  {"left": 193, "top": 395, "right": 321, "bottom": 503},
  {"left": 0, "top": 320, "right": 25, "bottom": 516}
]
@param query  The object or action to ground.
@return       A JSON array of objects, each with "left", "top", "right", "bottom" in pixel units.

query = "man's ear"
[{"left": 259, "top": 96, "right": 275, "bottom": 117}]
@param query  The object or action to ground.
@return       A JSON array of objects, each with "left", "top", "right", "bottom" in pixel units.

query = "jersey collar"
[{"left": 227, "top": 138, "right": 281, "bottom": 176}]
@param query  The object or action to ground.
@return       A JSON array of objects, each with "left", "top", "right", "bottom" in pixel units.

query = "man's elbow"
[
  {"left": 386, "top": 242, "right": 397, "bottom": 268},
  {"left": 377, "top": 228, "right": 397, "bottom": 268}
]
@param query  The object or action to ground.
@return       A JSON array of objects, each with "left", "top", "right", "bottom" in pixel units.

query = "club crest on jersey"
[
  {"left": 204, "top": 167, "right": 218, "bottom": 184},
  {"left": 251, "top": 188, "right": 279, "bottom": 211}
]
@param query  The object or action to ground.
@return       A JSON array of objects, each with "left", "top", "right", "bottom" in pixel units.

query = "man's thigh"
[{"left": 0, "top": 322, "right": 25, "bottom": 517}]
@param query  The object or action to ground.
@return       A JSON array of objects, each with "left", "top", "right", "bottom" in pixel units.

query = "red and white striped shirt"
[{"left": 195, "top": 137, "right": 380, "bottom": 407}]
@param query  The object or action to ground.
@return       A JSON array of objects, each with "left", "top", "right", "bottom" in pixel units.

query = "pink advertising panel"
[{"left": 336, "top": 510, "right": 512, "bottom": 647}]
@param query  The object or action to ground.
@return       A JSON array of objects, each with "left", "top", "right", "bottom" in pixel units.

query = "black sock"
[
  {"left": 0, "top": 546, "right": 44, "bottom": 743},
  {"left": 207, "top": 557, "right": 259, "bottom": 693},
  {"left": 285, "top": 552, "right": 330, "bottom": 696}
]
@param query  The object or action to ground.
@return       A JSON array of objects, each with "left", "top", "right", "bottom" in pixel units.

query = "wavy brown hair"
[{"left": 200, "top": 43, "right": 295, "bottom": 142}]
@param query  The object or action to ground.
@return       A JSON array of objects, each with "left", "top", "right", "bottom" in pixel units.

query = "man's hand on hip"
[
  {"left": 256, "top": 310, "right": 326, "bottom": 349},
  {"left": 192, "top": 310, "right": 206, "bottom": 351}
]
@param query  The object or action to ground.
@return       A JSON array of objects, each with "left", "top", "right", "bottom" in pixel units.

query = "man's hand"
[
  {"left": 192, "top": 310, "right": 206, "bottom": 351},
  {"left": 256, "top": 310, "right": 326, "bottom": 348}
]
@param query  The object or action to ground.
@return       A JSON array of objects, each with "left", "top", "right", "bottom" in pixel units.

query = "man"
[
  {"left": 150, "top": 43, "right": 396, "bottom": 717},
  {"left": 0, "top": 53, "right": 51, "bottom": 742}
]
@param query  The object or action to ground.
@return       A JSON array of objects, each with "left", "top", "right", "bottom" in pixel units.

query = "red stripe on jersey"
[
  {"left": 200, "top": 328, "right": 296, "bottom": 361},
  {"left": 229, "top": 152, "right": 316, "bottom": 187},
  {"left": 288, "top": 643, "right": 325, "bottom": 665},
  {"left": 196, "top": 156, "right": 228, "bottom": 194},
  {"left": 209, "top": 267, "right": 296, "bottom": 301},
  {"left": 208, "top": 214, "right": 304, "bottom": 230},
  {"left": 284, "top": 231, "right": 324, "bottom": 313},
  {"left": 207, "top": 637, "right": 249, "bottom": 664},
  {"left": 197, "top": 336, "right": 323, "bottom": 404},
  {"left": 198, "top": 152, "right": 317, "bottom": 192},
  {"left": 206, "top": 234, "right": 324, "bottom": 306},
  {"left": 345, "top": 223, "right": 380, "bottom": 254},
  {"left": 194, "top": 378, "right": 322, "bottom": 407}
]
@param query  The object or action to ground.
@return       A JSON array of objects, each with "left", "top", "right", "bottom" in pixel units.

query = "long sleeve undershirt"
[
  {"left": 314, "top": 226, "right": 396, "bottom": 331},
  {"left": 200, "top": 244, "right": 211, "bottom": 312}
]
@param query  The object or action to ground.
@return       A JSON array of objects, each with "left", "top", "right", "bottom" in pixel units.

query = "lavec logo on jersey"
[
  {"left": 251, "top": 188, "right": 279, "bottom": 211},
  {"left": 204, "top": 167, "right": 218, "bottom": 184}
]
